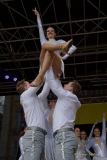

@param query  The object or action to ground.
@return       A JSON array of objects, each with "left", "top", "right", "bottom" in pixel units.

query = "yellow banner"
[{"left": 75, "top": 103, "right": 107, "bottom": 124}]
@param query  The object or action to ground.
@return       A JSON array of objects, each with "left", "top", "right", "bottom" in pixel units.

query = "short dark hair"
[
  {"left": 16, "top": 79, "right": 25, "bottom": 94},
  {"left": 71, "top": 80, "right": 81, "bottom": 95}
]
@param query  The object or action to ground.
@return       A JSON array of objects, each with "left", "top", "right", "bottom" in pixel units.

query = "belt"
[
  {"left": 53, "top": 128, "right": 74, "bottom": 137},
  {"left": 26, "top": 126, "right": 47, "bottom": 135}
]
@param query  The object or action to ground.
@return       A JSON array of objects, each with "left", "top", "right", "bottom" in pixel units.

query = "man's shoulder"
[
  {"left": 20, "top": 87, "right": 35, "bottom": 97},
  {"left": 66, "top": 91, "right": 81, "bottom": 106},
  {"left": 65, "top": 90, "right": 77, "bottom": 98},
  {"left": 20, "top": 87, "right": 38, "bottom": 104}
]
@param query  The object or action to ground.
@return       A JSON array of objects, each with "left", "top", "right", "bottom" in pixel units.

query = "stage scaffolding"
[{"left": 0, "top": 0, "right": 107, "bottom": 103}]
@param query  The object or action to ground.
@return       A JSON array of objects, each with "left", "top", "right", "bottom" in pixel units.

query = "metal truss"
[{"left": 0, "top": 0, "right": 107, "bottom": 102}]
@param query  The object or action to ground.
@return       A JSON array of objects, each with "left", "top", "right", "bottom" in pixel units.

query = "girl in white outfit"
[
  {"left": 32, "top": 8, "right": 77, "bottom": 86},
  {"left": 86, "top": 113, "right": 107, "bottom": 160}
]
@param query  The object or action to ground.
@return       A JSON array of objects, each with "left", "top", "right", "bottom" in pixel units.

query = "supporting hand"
[{"left": 30, "top": 74, "right": 44, "bottom": 87}]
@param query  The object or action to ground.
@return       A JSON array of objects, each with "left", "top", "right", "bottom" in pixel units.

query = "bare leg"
[
  {"left": 39, "top": 38, "right": 73, "bottom": 68},
  {"left": 31, "top": 52, "right": 62, "bottom": 86},
  {"left": 31, "top": 51, "right": 55, "bottom": 86},
  {"left": 39, "top": 51, "right": 53, "bottom": 76},
  {"left": 52, "top": 55, "right": 62, "bottom": 79},
  {"left": 31, "top": 39, "right": 73, "bottom": 86},
  {"left": 40, "top": 47, "right": 62, "bottom": 77},
  {"left": 39, "top": 47, "right": 46, "bottom": 67},
  {"left": 42, "top": 39, "right": 73, "bottom": 53}
]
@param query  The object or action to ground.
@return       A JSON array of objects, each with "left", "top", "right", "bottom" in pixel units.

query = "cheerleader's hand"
[
  {"left": 32, "top": 7, "right": 39, "bottom": 16},
  {"left": 90, "top": 153, "right": 95, "bottom": 157}
]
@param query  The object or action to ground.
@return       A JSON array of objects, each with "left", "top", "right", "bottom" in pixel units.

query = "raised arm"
[
  {"left": 101, "top": 112, "right": 106, "bottom": 141},
  {"left": 38, "top": 81, "right": 50, "bottom": 100},
  {"left": 38, "top": 81, "right": 50, "bottom": 113},
  {"left": 48, "top": 78, "right": 79, "bottom": 103},
  {"left": 86, "top": 122, "right": 98, "bottom": 157},
  {"left": 33, "top": 8, "right": 47, "bottom": 45},
  {"left": 87, "top": 121, "right": 97, "bottom": 141}
]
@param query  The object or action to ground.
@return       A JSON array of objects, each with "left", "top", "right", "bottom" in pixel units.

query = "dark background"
[{"left": 0, "top": 0, "right": 107, "bottom": 101}]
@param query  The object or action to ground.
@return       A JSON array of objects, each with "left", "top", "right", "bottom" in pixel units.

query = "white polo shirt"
[
  {"left": 53, "top": 90, "right": 81, "bottom": 132},
  {"left": 44, "top": 66, "right": 81, "bottom": 132},
  {"left": 20, "top": 87, "right": 46, "bottom": 131}
]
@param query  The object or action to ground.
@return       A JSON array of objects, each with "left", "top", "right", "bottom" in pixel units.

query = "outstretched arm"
[
  {"left": 62, "top": 45, "right": 77, "bottom": 60},
  {"left": 33, "top": 8, "right": 47, "bottom": 45}
]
